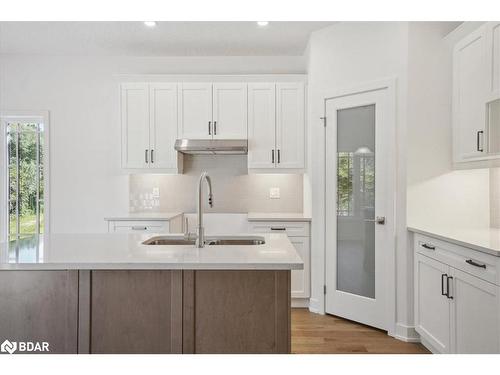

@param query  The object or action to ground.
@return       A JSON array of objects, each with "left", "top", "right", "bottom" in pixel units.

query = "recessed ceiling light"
[
  {"left": 257, "top": 21, "right": 269, "bottom": 27},
  {"left": 144, "top": 21, "right": 157, "bottom": 27}
]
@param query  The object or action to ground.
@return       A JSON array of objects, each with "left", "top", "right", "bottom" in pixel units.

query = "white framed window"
[{"left": 0, "top": 111, "right": 50, "bottom": 241}]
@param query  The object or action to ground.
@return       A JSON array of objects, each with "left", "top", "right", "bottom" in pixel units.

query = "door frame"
[{"left": 322, "top": 78, "right": 397, "bottom": 334}]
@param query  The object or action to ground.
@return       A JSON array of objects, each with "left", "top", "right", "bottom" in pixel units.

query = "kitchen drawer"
[
  {"left": 249, "top": 221, "right": 310, "bottom": 237},
  {"left": 108, "top": 220, "right": 169, "bottom": 233},
  {"left": 414, "top": 234, "right": 499, "bottom": 286}
]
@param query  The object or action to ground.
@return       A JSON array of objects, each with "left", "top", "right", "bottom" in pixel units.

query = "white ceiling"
[{"left": 0, "top": 21, "right": 335, "bottom": 56}]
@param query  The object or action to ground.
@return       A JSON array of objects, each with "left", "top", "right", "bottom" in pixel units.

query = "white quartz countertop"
[
  {"left": 408, "top": 226, "right": 500, "bottom": 257},
  {"left": 0, "top": 233, "right": 303, "bottom": 270},
  {"left": 247, "top": 212, "right": 312, "bottom": 222},
  {"left": 104, "top": 212, "right": 183, "bottom": 221}
]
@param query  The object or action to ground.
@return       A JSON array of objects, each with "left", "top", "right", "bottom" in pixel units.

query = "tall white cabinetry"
[
  {"left": 453, "top": 22, "right": 500, "bottom": 162},
  {"left": 248, "top": 82, "right": 305, "bottom": 171},
  {"left": 121, "top": 83, "right": 180, "bottom": 172},
  {"left": 414, "top": 233, "right": 500, "bottom": 353},
  {"left": 178, "top": 82, "right": 247, "bottom": 140}
]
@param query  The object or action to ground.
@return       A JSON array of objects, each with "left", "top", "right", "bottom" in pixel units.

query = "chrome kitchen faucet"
[{"left": 196, "top": 171, "right": 213, "bottom": 248}]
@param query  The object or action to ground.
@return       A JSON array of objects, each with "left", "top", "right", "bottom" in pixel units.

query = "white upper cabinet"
[
  {"left": 276, "top": 82, "right": 305, "bottom": 169},
  {"left": 178, "top": 83, "right": 213, "bottom": 139},
  {"left": 248, "top": 82, "right": 306, "bottom": 171},
  {"left": 121, "top": 83, "right": 179, "bottom": 172},
  {"left": 453, "top": 25, "right": 488, "bottom": 160},
  {"left": 212, "top": 83, "right": 247, "bottom": 139},
  {"left": 149, "top": 83, "right": 178, "bottom": 169},
  {"left": 453, "top": 22, "right": 500, "bottom": 162},
  {"left": 121, "top": 83, "right": 150, "bottom": 169},
  {"left": 248, "top": 83, "right": 276, "bottom": 169}
]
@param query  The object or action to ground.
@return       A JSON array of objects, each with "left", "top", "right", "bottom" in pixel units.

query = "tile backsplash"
[{"left": 129, "top": 155, "right": 304, "bottom": 213}]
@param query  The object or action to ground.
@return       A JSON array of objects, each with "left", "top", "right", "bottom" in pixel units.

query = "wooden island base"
[{"left": 0, "top": 270, "right": 291, "bottom": 354}]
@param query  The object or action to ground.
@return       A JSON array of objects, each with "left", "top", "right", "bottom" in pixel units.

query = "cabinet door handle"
[
  {"left": 466, "top": 259, "right": 486, "bottom": 269},
  {"left": 277, "top": 149, "right": 281, "bottom": 164},
  {"left": 272, "top": 149, "right": 275, "bottom": 164},
  {"left": 132, "top": 226, "right": 147, "bottom": 231},
  {"left": 477, "top": 130, "right": 484, "bottom": 152},
  {"left": 150, "top": 149, "right": 154, "bottom": 164},
  {"left": 208, "top": 121, "right": 211, "bottom": 135},
  {"left": 441, "top": 273, "right": 447, "bottom": 296},
  {"left": 270, "top": 227, "right": 286, "bottom": 231},
  {"left": 446, "top": 276, "right": 453, "bottom": 299},
  {"left": 214, "top": 121, "right": 217, "bottom": 135},
  {"left": 145, "top": 149, "right": 148, "bottom": 163},
  {"left": 421, "top": 243, "right": 435, "bottom": 250}
]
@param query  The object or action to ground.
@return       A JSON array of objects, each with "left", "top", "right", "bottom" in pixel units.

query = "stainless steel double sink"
[{"left": 143, "top": 236, "right": 265, "bottom": 246}]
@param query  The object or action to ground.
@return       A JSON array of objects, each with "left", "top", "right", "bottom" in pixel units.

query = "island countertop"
[{"left": 0, "top": 233, "right": 304, "bottom": 271}]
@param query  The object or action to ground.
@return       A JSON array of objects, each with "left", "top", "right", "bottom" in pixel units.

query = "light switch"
[
  {"left": 152, "top": 187, "right": 160, "bottom": 198},
  {"left": 269, "top": 187, "right": 280, "bottom": 199}
]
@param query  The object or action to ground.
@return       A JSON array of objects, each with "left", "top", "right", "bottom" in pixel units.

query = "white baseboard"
[
  {"left": 391, "top": 323, "right": 421, "bottom": 343},
  {"left": 291, "top": 298, "right": 310, "bottom": 308},
  {"left": 308, "top": 298, "right": 323, "bottom": 314}
]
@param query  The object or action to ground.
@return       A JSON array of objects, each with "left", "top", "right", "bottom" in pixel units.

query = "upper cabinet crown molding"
[{"left": 453, "top": 22, "right": 500, "bottom": 163}]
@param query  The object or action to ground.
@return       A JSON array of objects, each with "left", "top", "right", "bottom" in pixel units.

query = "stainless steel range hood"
[{"left": 174, "top": 139, "right": 248, "bottom": 155}]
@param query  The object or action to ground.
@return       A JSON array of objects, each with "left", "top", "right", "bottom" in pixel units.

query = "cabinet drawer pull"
[
  {"left": 441, "top": 273, "right": 447, "bottom": 296},
  {"left": 131, "top": 226, "right": 148, "bottom": 231},
  {"left": 421, "top": 243, "right": 435, "bottom": 250},
  {"left": 270, "top": 227, "right": 286, "bottom": 231},
  {"left": 466, "top": 259, "right": 487, "bottom": 269},
  {"left": 446, "top": 276, "right": 453, "bottom": 299},
  {"left": 477, "top": 130, "right": 484, "bottom": 152}
]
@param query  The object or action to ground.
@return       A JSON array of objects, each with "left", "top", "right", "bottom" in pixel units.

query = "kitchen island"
[{"left": 0, "top": 233, "right": 302, "bottom": 354}]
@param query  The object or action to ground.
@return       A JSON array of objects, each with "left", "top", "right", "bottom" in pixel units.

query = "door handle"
[
  {"left": 421, "top": 243, "right": 436, "bottom": 250},
  {"left": 272, "top": 149, "right": 275, "bottom": 164},
  {"left": 214, "top": 121, "right": 217, "bottom": 135},
  {"left": 446, "top": 276, "right": 453, "bottom": 299},
  {"left": 277, "top": 149, "right": 281, "bottom": 164},
  {"left": 441, "top": 274, "right": 447, "bottom": 296},
  {"left": 145, "top": 149, "right": 148, "bottom": 163},
  {"left": 364, "top": 217, "right": 385, "bottom": 225},
  {"left": 466, "top": 259, "right": 486, "bottom": 269},
  {"left": 208, "top": 121, "right": 211, "bottom": 135},
  {"left": 150, "top": 149, "right": 154, "bottom": 163},
  {"left": 477, "top": 130, "right": 484, "bottom": 152}
]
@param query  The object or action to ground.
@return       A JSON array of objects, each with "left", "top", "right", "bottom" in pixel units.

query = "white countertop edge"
[
  {"left": 0, "top": 262, "right": 303, "bottom": 271},
  {"left": 104, "top": 212, "right": 183, "bottom": 221},
  {"left": 407, "top": 227, "right": 500, "bottom": 257},
  {"left": 247, "top": 213, "right": 312, "bottom": 222}
]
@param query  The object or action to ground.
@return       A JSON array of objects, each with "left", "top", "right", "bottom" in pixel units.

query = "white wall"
[
  {"left": 0, "top": 55, "right": 305, "bottom": 234},
  {"left": 306, "top": 23, "right": 409, "bottom": 336}
]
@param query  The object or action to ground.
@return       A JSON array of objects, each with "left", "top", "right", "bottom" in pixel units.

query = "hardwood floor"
[{"left": 291, "top": 309, "right": 430, "bottom": 354}]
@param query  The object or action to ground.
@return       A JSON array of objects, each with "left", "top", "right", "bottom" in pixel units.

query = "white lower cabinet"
[
  {"left": 249, "top": 221, "right": 310, "bottom": 300},
  {"left": 414, "top": 234, "right": 500, "bottom": 353},
  {"left": 414, "top": 253, "right": 451, "bottom": 353}
]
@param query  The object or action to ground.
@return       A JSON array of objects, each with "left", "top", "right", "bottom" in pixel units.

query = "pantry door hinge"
[
  {"left": 323, "top": 285, "right": 327, "bottom": 294},
  {"left": 320, "top": 116, "right": 326, "bottom": 127}
]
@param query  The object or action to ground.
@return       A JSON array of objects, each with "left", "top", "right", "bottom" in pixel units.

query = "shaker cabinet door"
[
  {"left": 414, "top": 254, "right": 451, "bottom": 353},
  {"left": 212, "top": 83, "right": 247, "bottom": 139},
  {"left": 178, "top": 83, "right": 213, "bottom": 139},
  {"left": 121, "top": 83, "right": 150, "bottom": 168}
]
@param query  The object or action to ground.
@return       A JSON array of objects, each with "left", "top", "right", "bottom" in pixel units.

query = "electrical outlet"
[
  {"left": 152, "top": 187, "right": 160, "bottom": 198},
  {"left": 269, "top": 187, "right": 280, "bottom": 199}
]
